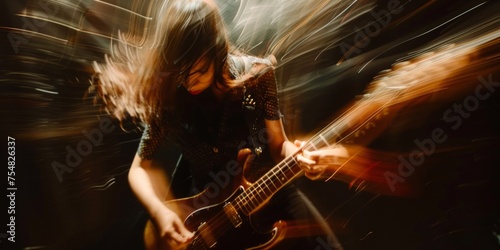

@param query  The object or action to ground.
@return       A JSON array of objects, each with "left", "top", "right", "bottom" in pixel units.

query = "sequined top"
[{"left": 137, "top": 55, "right": 281, "bottom": 189}]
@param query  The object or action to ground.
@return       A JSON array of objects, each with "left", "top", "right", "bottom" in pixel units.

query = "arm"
[
  {"left": 263, "top": 118, "right": 303, "bottom": 160},
  {"left": 128, "top": 154, "right": 193, "bottom": 246},
  {"left": 258, "top": 62, "right": 348, "bottom": 179},
  {"left": 264, "top": 118, "right": 289, "bottom": 162}
]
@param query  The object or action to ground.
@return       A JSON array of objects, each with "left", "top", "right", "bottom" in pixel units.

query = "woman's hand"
[
  {"left": 294, "top": 140, "right": 349, "bottom": 180},
  {"left": 151, "top": 205, "right": 194, "bottom": 249}
]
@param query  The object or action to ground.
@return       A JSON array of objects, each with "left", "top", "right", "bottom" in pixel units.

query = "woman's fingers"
[
  {"left": 296, "top": 151, "right": 316, "bottom": 165},
  {"left": 294, "top": 140, "right": 305, "bottom": 148},
  {"left": 155, "top": 208, "right": 194, "bottom": 248},
  {"left": 297, "top": 145, "right": 349, "bottom": 180},
  {"left": 305, "top": 147, "right": 348, "bottom": 164},
  {"left": 169, "top": 218, "right": 193, "bottom": 245},
  {"left": 169, "top": 231, "right": 188, "bottom": 245},
  {"left": 297, "top": 151, "right": 325, "bottom": 179},
  {"left": 175, "top": 219, "right": 194, "bottom": 241}
]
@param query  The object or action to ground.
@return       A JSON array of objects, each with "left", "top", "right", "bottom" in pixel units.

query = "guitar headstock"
[{"left": 365, "top": 43, "right": 477, "bottom": 106}]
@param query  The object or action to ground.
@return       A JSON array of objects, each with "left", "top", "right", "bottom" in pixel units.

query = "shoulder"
[{"left": 228, "top": 54, "right": 277, "bottom": 80}]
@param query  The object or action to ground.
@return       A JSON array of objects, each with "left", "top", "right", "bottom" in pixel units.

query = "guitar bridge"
[{"left": 223, "top": 203, "right": 242, "bottom": 228}]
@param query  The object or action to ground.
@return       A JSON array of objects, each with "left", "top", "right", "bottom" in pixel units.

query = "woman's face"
[{"left": 181, "top": 58, "right": 214, "bottom": 95}]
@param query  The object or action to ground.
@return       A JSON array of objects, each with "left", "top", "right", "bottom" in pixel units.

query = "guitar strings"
[
  {"left": 192, "top": 33, "right": 498, "bottom": 246},
  {"left": 195, "top": 89, "right": 403, "bottom": 246},
  {"left": 193, "top": 157, "right": 303, "bottom": 247}
]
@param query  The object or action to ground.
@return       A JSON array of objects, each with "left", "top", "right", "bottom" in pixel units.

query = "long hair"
[{"left": 92, "top": 0, "right": 230, "bottom": 129}]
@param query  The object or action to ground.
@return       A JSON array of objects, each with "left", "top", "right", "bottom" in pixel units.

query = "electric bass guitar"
[{"left": 143, "top": 34, "right": 496, "bottom": 249}]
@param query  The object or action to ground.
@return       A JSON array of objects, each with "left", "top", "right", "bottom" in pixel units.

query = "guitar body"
[
  {"left": 184, "top": 187, "right": 287, "bottom": 249},
  {"left": 144, "top": 149, "right": 288, "bottom": 250}
]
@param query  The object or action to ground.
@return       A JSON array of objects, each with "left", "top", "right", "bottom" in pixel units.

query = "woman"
[{"left": 94, "top": 0, "right": 346, "bottom": 249}]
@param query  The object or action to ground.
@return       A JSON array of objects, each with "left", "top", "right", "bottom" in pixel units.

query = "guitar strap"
[
  {"left": 233, "top": 55, "right": 274, "bottom": 157},
  {"left": 242, "top": 91, "right": 262, "bottom": 156}
]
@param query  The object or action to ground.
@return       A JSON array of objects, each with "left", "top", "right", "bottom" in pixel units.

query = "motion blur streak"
[{"left": 313, "top": 30, "right": 500, "bottom": 196}]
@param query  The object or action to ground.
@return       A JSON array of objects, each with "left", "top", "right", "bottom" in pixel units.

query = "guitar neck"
[
  {"left": 232, "top": 152, "right": 303, "bottom": 215},
  {"left": 232, "top": 122, "right": 348, "bottom": 215},
  {"left": 229, "top": 28, "right": 496, "bottom": 216},
  {"left": 231, "top": 85, "right": 399, "bottom": 215}
]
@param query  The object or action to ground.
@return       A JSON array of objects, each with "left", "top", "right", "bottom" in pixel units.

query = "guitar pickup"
[{"left": 223, "top": 203, "right": 242, "bottom": 228}]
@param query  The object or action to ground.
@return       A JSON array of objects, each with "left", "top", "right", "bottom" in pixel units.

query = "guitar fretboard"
[
  {"left": 232, "top": 121, "right": 349, "bottom": 214},
  {"left": 231, "top": 76, "right": 409, "bottom": 214}
]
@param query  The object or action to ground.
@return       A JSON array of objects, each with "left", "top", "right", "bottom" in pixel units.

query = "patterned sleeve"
[
  {"left": 259, "top": 68, "right": 281, "bottom": 120},
  {"left": 136, "top": 123, "right": 165, "bottom": 159}
]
